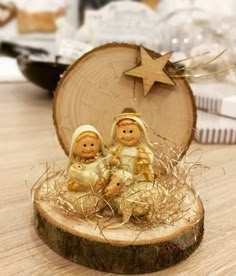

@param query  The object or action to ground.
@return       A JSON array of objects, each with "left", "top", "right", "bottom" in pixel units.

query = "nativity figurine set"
[
  {"left": 66, "top": 110, "right": 163, "bottom": 224},
  {"left": 33, "top": 44, "right": 206, "bottom": 273}
]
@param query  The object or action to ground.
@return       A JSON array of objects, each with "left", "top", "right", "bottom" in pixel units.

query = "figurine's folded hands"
[
  {"left": 67, "top": 179, "right": 80, "bottom": 192},
  {"left": 138, "top": 152, "right": 150, "bottom": 161},
  {"left": 110, "top": 156, "right": 120, "bottom": 167}
]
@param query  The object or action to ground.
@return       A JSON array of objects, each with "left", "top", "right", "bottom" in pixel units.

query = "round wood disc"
[
  {"left": 34, "top": 178, "right": 204, "bottom": 274},
  {"left": 53, "top": 43, "right": 196, "bottom": 157}
]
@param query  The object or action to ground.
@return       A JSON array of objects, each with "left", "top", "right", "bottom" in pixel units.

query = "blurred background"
[
  {"left": 1, "top": 0, "right": 236, "bottom": 83},
  {"left": 0, "top": 0, "right": 236, "bottom": 144}
]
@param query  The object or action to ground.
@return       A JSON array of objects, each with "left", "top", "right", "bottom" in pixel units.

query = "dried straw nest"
[{"left": 31, "top": 141, "right": 207, "bottom": 232}]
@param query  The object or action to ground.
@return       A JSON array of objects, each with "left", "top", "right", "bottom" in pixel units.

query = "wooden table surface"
[{"left": 0, "top": 82, "right": 235, "bottom": 276}]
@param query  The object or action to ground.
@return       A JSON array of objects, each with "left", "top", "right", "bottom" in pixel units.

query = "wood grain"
[
  {"left": 53, "top": 44, "right": 196, "bottom": 163},
  {"left": 125, "top": 48, "right": 175, "bottom": 95},
  {"left": 0, "top": 82, "right": 236, "bottom": 275},
  {"left": 34, "top": 179, "right": 204, "bottom": 273}
]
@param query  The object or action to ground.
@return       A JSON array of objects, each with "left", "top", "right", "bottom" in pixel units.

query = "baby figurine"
[
  {"left": 66, "top": 125, "right": 109, "bottom": 215},
  {"left": 109, "top": 110, "right": 154, "bottom": 182}
]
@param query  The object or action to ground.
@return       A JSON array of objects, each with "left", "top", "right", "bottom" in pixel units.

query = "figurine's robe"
[
  {"left": 109, "top": 143, "right": 154, "bottom": 182},
  {"left": 66, "top": 157, "right": 109, "bottom": 214}
]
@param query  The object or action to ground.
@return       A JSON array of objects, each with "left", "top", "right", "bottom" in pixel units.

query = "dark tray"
[{"left": 17, "top": 55, "right": 68, "bottom": 92}]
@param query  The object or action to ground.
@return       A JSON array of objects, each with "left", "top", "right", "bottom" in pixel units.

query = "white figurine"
[
  {"left": 109, "top": 111, "right": 154, "bottom": 183},
  {"left": 66, "top": 125, "right": 109, "bottom": 215}
]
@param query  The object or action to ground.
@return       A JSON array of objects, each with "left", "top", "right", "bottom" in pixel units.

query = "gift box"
[
  {"left": 195, "top": 110, "right": 236, "bottom": 144},
  {"left": 192, "top": 82, "right": 236, "bottom": 119}
]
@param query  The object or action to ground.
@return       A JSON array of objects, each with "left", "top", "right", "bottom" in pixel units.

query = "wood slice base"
[{"left": 34, "top": 180, "right": 204, "bottom": 274}]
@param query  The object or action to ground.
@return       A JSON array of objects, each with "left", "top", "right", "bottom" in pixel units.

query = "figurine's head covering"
[
  {"left": 111, "top": 112, "right": 153, "bottom": 148},
  {"left": 68, "top": 125, "right": 106, "bottom": 167}
]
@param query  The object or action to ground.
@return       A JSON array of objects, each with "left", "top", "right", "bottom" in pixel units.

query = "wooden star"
[{"left": 125, "top": 47, "right": 175, "bottom": 96}]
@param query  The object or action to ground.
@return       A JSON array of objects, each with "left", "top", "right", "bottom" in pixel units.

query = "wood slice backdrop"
[
  {"left": 53, "top": 43, "right": 196, "bottom": 158},
  {"left": 33, "top": 44, "right": 203, "bottom": 274}
]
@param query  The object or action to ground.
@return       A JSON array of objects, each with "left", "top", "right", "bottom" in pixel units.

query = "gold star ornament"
[{"left": 125, "top": 47, "right": 175, "bottom": 96}]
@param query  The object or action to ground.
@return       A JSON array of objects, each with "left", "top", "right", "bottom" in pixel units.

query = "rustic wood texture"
[
  {"left": 34, "top": 181, "right": 204, "bottom": 274},
  {"left": 1, "top": 82, "right": 236, "bottom": 275},
  {"left": 125, "top": 48, "right": 175, "bottom": 95},
  {"left": 53, "top": 44, "right": 196, "bottom": 162}
]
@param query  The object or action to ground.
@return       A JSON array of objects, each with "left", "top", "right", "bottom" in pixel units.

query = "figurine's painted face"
[
  {"left": 73, "top": 132, "right": 101, "bottom": 159},
  {"left": 115, "top": 119, "right": 141, "bottom": 146}
]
